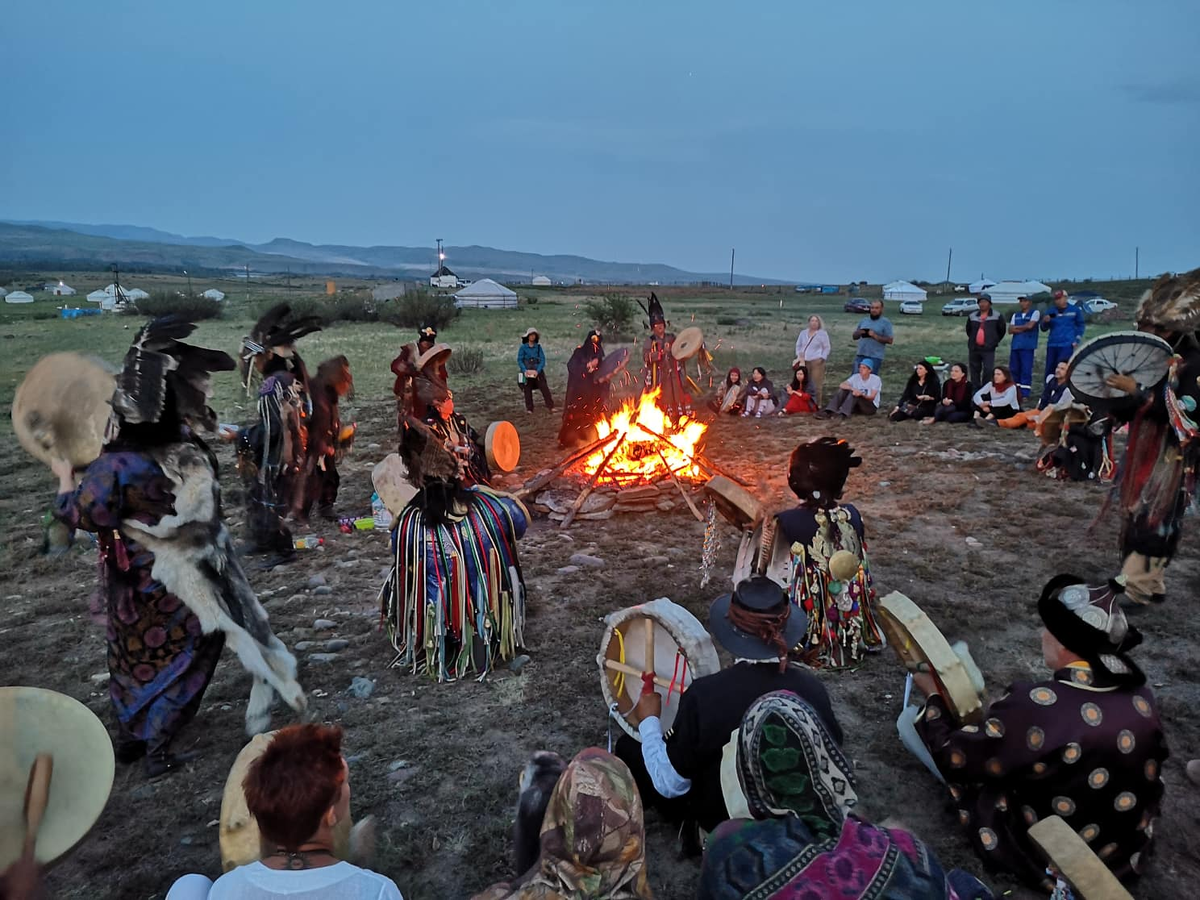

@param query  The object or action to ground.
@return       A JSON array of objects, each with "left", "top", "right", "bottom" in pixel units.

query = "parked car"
[
  {"left": 941, "top": 297, "right": 979, "bottom": 317},
  {"left": 1082, "top": 297, "right": 1117, "bottom": 314},
  {"left": 899, "top": 300, "right": 924, "bottom": 315},
  {"left": 843, "top": 297, "right": 871, "bottom": 313}
]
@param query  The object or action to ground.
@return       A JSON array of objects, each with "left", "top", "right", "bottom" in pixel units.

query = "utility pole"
[
  {"left": 246, "top": 264, "right": 251, "bottom": 299},
  {"left": 945, "top": 247, "right": 953, "bottom": 287},
  {"left": 729, "top": 248, "right": 735, "bottom": 290},
  {"left": 184, "top": 269, "right": 192, "bottom": 297},
  {"left": 1135, "top": 247, "right": 1139, "bottom": 279}
]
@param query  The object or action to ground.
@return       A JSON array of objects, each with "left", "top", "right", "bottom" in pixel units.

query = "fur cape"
[{"left": 123, "top": 442, "right": 306, "bottom": 734}]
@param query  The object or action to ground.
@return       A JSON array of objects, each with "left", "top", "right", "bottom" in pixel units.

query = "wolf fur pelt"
[{"left": 122, "top": 442, "right": 306, "bottom": 734}]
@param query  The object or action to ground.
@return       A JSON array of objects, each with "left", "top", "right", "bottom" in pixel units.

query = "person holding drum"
[
  {"left": 640, "top": 293, "right": 692, "bottom": 418},
  {"left": 559, "top": 330, "right": 612, "bottom": 448},
  {"left": 910, "top": 575, "right": 1167, "bottom": 892},
  {"left": 613, "top": 576, "right": 843, "bottom": 850},
  {"left": 423, "top": 384, "right": 491, "bottom": 487}
]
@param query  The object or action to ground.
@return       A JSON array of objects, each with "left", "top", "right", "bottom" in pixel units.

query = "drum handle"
[{"left": 754, "top": 517, "right": 777, "bottom": 576}]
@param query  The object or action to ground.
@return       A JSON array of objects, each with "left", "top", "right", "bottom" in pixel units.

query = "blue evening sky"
[{"left": 2, "top": 0, "right": 1197, "bottom": 282}]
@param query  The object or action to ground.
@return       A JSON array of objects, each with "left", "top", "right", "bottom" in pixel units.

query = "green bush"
[
  {"left": 378, "top": 289, "right": 460, "bottom": 330},
  {"left": 448, "top": 346, "right": 485, "bottom": 375},
  {"left": 128, "top": 291, "right": 223, "bottom": 320},
  {"left": 585, "top": 293, "right": 637, "bottom": 337}
]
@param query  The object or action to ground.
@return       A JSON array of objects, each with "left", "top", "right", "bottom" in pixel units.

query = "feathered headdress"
[
  {"left": 240, "top": 303, "right": 324, "bottom": 390},
  {"left": 111, "top": 317, "right": 235, "bottom": 432},
  {"left": 1136, "top": 268, "right": 1200, "bottom": 337},
  {"left": 636, "top": 292, "right": 666, "bottom": 328}
]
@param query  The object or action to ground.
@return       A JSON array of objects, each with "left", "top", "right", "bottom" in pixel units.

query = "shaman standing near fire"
[
  {"left": 52, "top": 318, "right": 305, "bottom": 777},
  {"left": 236, "top": 304, "right": 323, "bottom": 557},
  {"left": 640, "top": 293, "right": 691, "bottom": 419},
  {"left": 1101, "top": 268, "right": 1200, "bottom": 607}
]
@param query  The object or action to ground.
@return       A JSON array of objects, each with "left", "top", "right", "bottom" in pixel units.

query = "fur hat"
[
  {"left": 787, "top": 437, "right": 861, "bottom": 509},
  {"left": 398, "top": 415, "right": 460, "bottom": 487},
  {"left": 1038, "top": 574, "right": 1144, "bottom": 685},
  {"left": 647, "top": 292, "right": 665, "bottom": 327},
  {"left": 1135, "top": 268, "right": 1200, "bottom": 336},
  {"left": 240, "top": 304, "right": 322, "bottom": 389}
]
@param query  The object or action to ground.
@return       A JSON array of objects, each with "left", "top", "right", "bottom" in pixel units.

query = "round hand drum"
[
  {"left": 12, "top": 353, "right": 115, "bottom": 469},
  {"left": 485, "top": 421, "right": 521, "bottom": 473},
  {"left": 1067, "top": 331, "right": 1173, "bottom": 407},
  {"left": 672, "top": 327, "right": 704, "bottom": 361},
  {"left": 877, "top": 591, "right": 985, "bottom": 724},
  {"left": 598, "top": 598, "right": 720, "bottom": 741},
  {"left": 596, "top": 347, "right": 630, "bottom": 382},
  {"left": 703, "top": 475, "right": 763, "bottom": 531}
]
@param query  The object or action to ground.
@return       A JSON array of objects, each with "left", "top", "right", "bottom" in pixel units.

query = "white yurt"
[
  {"left": 5, "top": 290, "right": 35, "bottom": 304},
  {"left": 968, "top": 279, "right": 997, "bottom": 295},
  {"left": 882, "top": 281, "right": 927, "bottom": 301},
  {"left": 984, "top": 280, "right": 1053, "bottom": 304},
  {"left": 86, "top": 290, "right": 109, "bottom": 303},
  {"left": 453, "top": 278, "right": 518, "bottom": 309},
  {"left": 124, "top": 288, "right": 150, "bottom": 301},
  {"left": 202, "top": 289, "right": 226, "bottom": 301},
  {"left": 531, "top": 275, "right": 552, "bottom": 286},
  {"left": 52, "top": 282, "right": 77, "bottom": 296}
]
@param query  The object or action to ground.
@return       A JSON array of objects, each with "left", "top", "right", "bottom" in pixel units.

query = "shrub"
[
  {"left": 448, "top": 346, "right": 485, "bottom": 375},
  {"left": 378, "top": 289, "right": 460, "bottom": 330},
  {"left": 128, "top": 291, "right": 223, "bottom": 320},
  {"left": 585, "top": 293, "right": 637, "bottom": 337}
]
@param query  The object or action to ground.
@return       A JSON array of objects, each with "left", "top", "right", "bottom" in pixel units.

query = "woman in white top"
[
  {"left": 971, "top": 365, "right": 1020, "bottom": 425},
  {"left": 794, "top": 315, "right": 831, "bottom": 406},
  {"left": 167, "top": 725, "right": 404, "bottom": 900}
]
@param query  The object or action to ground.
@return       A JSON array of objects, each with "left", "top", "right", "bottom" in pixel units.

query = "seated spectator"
[
  {"left": 166, "top": 725, "right": 403, "bottom": 900},
  {"left": 889, "top": 361, "right": 941, "bottom": 422},
  {"left": 999, "top": 360, "right": 1072, "bottom": 430},
  {"left": 816, "top": 362, "right": 881, "bottom": 419},
  {"left": 779, "top": 363, "right": 817, "bottom": 415},
  {"left": 741, "top": 367, "right": 776, "bottom": 418},
  {"left": 971, "top": 366, "right": 1020, "bottom": 425},
  {"left": 471, "top": 748, "right": 651, "bottom": 900},
  {"left": 712, "top": 368, "right": 745, "bottom": 415},
  {"left": 699, "top": 692, "right": 995, "bottom": 900},
  {"left": 922, "top": 362, "right": 973, "bottom": 425}
]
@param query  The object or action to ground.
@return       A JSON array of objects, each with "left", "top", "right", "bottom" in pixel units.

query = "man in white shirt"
[
  {"left": 815, "top": 361, "right": 882, "bottom": 419},
  {"left": 167, "top": 725, "right": 403, "bottom": 900}
]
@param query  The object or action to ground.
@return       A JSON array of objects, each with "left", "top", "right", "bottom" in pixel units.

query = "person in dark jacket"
[
  {"left": 888, "top": 361, "right": 941, "bottom": 422},
  {"left": 613, "top": 576, "right": 843, "bottom": 849},
  {"left": 516, "top": 327, "right": 554, "bottom": 413},
  {"left": 558, "top": 330, "right": 611, "bottom": 448},
  {"left": 966, "top": 295, "right": 1008, "bottom": 387},
  {"left": 1039, "top": 290, "right": 1086, "bottom": 392},
  {"left": 296, "top": 355, "right": 353, "bottom": 520},
  {"left": 922, "top": 362, "right": 973, "bottom": 424}
]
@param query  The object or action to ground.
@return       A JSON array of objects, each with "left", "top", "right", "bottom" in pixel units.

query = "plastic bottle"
[
  {"left": 292, "top": 535, "right": 324, "bottom": 550},
  {"left": 371, "top": 492, "right": 392, "bottom": 531}
]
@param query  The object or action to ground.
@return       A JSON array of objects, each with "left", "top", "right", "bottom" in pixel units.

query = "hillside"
[{"left": 0, "top": 220, "right": 789, "bottom": 285}]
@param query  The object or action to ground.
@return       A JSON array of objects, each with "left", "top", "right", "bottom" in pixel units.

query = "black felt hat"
[{"left": 709, "top": 576, "right": 806, "bottom": 660}]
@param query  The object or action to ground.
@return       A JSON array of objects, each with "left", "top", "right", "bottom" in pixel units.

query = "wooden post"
[
  {"left": 656, "top": 448, "right": 704, "bottom": 521},
  {"left": 516, "top": 432, "right": 617, "bottom": 499},
  {"left": 561, "top": 432, "right": 627, "bottom": 528}
]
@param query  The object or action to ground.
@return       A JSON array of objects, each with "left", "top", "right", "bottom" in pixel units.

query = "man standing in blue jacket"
[
  {"left": 1008, "top": 295, "right": 1041, "bottom": 400},
  {"left": 1039, "top": 289, "right": 1085, "bottom": 397}
]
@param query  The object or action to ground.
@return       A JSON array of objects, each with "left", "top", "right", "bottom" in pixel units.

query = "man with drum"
[
  {"left": 910, "top": 575, "right": 1166, "bottom": 891},
  {"left": 641, "top": 293, "right": 692, "bottom": 418},
  {"left": 614, "top": 576, "right": 843, "bottom": 853}
]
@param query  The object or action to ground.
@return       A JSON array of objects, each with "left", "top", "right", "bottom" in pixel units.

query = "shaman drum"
[
  {"left": 0, "top": 687, "right": 114, "bottom": 869},
  {"left": 1067, "top": 331, "right": 1173, "bottom": 407},
  {"left": 372, "top": 453, "right": 418, "bottom": 515},
  {"left": 598, "top": 598, "right": 721, "bottom": 741},
  {"left": 596, "top": 347, "right": 630, "bottom": 383},
  {"left": 1027, "top": 816, "right": 1135, "bottom": 900},
  {"left": 219, "top": 732, "right": 357, "bottom": 872},
  {"left": 671, "top": 327, "right": 704, "bottom": 361},
  {"left": 877, "top": 592, "right": 985, "bottom": 724},
  {"left": 416, "top": 343, "right": 453, "bottom": 375},
  {"left": 485, "top": 421, "right": 521, "bottom": 473},
  {"left": 703, "top": 475, "right": 763, "bottom": 530},
  {"left": 12, "top": 353, "right": 115, "bottom": 469}
]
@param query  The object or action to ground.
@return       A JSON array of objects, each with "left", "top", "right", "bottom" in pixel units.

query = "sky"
[{"left": 3, "top": 0, "right": 1198, "bottom": 283}]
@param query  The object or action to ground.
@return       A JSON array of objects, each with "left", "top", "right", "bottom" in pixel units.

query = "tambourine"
[
  {"left": 877, "top": 592, "right": 984, "bottom": 724},
  {"left": 1067, "top": 331, "right": 1173, "bottom": 407},
  {"left": 12, "top": 353, "right": 115, "bottom": 469},
  {"left": 672, "top": 327, "right": 704, "bottom": 361},
  {"left": 596, "top": 348, "right": 630, "bottom": 383},
  {"left": 485, "top": 421, "right": 521, "bottom": 472}
]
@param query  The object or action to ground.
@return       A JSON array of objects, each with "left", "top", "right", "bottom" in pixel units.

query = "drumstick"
[
  {"left": 604, "top": 660, "right": 674, "bottom": 691},
  {"left": 23, "top": 753, "right": 53, "bottom": 861},
  {"left": 643, "top": 618, "right": 655, "bottom": 687}
]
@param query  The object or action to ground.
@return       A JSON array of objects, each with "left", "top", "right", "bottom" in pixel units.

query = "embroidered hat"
[{"left": 1038, "top": 574, "right": 1144, "bottom": 684}]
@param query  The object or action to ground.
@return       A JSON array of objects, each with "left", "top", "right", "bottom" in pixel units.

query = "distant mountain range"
[{"left": 0, "top": 220, "right": 789, "bottom": 286}]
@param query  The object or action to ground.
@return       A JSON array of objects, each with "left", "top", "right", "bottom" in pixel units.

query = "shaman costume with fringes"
[
  {"left": 379, "top": 414, "right": 528, "bottom": 682},
  {"left": 54, "top": 318, "right": 304, "bottom": 773}
]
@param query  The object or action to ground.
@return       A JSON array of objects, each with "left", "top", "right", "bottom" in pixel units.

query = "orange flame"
[{"left": 572, "top": 388, "right": 708, "bottom": 484}]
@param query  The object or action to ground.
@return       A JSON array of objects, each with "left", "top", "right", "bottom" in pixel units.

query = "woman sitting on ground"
[
  {"left": 713, "top": 367, "right": 745, "bottom": 415},
  {"left": 779, "top": 363, "right": 817, "bottom": 415},
  {"left": 698, "top": 692, "right": 995, "bottom": 900},
  {"left": 167, "top": 724, "right": 403, "bottom": 900},
  {"left": 922, "top": 362, "right": 973, "bottom": 424},
  {"left": 471, "top": 748, "right": 651, "bottom": 900},
  {"left": 972, "top": 366, "right": 1020, "bottom": 425},
  {"left": 889, "top": 361, "right": 941, "bottom": 422},
  {"left": 742, "top": 367, "right": 776, "bottom": 418}
]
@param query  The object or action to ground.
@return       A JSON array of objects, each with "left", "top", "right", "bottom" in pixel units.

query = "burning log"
[
  {"left": 657, "top": 449, "right": 704, "bottom": 522},
  {"left": 516, "top": 432, "right": 619, "bottom": 499},
  {"left": 631, "top": 418, "right": 748, "bottom": 488},
  {"left": 562, "top": 432, "right": 628, "bottom": 528}
]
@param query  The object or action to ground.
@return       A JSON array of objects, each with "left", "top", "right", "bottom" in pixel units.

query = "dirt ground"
[{"left": 1, "top": 289, "right": 1197, "bottom": 899}]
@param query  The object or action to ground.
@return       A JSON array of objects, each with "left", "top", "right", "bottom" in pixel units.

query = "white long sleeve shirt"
[
  {"left": 637, "top": 716, "right": 692, "bottom": 798},
  {"left": 972, "top": 382, "right": 1019, "bottom": 410},
  {"left": 795, "top": 329, "right": 831, "bottom": 362}
]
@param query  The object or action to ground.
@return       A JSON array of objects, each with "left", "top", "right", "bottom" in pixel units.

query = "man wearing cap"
[
  {"left": 613, "top": 576, "right": 843, "bottom": 844},
  {"left": 1007, "top": 295, "right": 1041, "bottom": 400},
  {"left": 1039, "top": 290, "right": 1085, "bottom": 397},
  {"left": 911, "top": 575, "right": 1167, "bottom": 891},
  {"left": 517, "top": 327, "right": 554, "bottom": 414},
  {"left": 966, "top": 294, "right": 1008, "bottom": 388}
]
